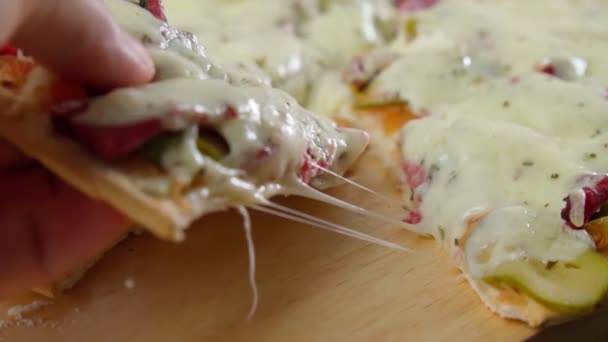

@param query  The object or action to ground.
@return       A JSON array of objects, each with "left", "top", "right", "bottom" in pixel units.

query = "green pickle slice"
[
  {"left": 137, "top": 130, "right": 229, "bottom": 164},
  {"left": 484, "top": 250, "right": 608, "bottom": 314}
]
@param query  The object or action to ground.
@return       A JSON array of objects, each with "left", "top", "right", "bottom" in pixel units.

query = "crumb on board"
[
  {"left": 124, "top": 278, "right": 136, "bottom": 290},
  {"left": 0, "top": 300, "right": 59, "bottom": 331},
  {"left": 6, "top": 301, "right": 52, "bottom": 319}
]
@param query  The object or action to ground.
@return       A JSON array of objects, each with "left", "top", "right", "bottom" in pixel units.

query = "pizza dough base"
[{"left": 0, "top": 69, "right": 228, "bottom": 242}]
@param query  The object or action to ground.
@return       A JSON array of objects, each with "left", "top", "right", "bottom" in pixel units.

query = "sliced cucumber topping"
[
  {"left": 484, "top": 251, "right": 608, "bottom": 314},
  {"left": 137, "top": 129, "right": 229, "bottom": 164},
  {"left": 197, "top": 129, "right": 229, "bottom": 161}
]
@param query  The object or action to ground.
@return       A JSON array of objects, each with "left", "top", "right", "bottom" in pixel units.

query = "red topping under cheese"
[
  {"left": 401, "top": 160, "right": 428, "bottom": 224},
  {"left": 402, "top": 160, "right": 427, "bottom": 190},
  {"left": 69, "top": 119, "right": 164, "bottom": 161},
  {"left": 394, "top": 0, "right": 439, "bottom": 11},
  {"left": 140, "top": 0, "right": 167, "bottom": 22},
  {"left": 535, "top": 62, "right": 557, "bottom": 77},
  {"left": 50, "top": 99, "right": 164, "bottom": 161},
  {"left": 562, "top": 176, "right": 608, "bottom": 229}
]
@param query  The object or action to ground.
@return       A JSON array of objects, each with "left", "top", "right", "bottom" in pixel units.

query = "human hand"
[{"left": 0, "top": 0, "right": 154, "bottom": 297}]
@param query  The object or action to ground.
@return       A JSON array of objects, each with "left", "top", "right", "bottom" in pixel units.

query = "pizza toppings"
[
  {"left": 65, "top": 119, "right": 164, "bottom": 161},
  {"left": 380, "top": 0, "right": 608, "bottom": 325},
  {"left": 138, "top": 0, "right": 167, "bottom": 22},
  {"left": 535, "top": 57, "right": 588, "bottom": 81},
  {"left": 394, "top": 0, "right": 439, "bottom": 12},
  {"left": 561, "top": 176, "right": 608, "bottom": 230},
  {"left": 6, "top": 0, "right": 608, "bottom": 325},
  {"left": 483, "top": 250, "right": 608, "bottom": 315}
]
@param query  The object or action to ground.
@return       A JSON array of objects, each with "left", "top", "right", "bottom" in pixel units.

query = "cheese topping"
[
  {"left": 68, "top": 0, "right": 371, "bottom": 206},
  {"left": 383, "top": 1, "right": 608, "bottom": 277},
  {"left": 105, "top": 0, "right": 608, "bottom": 281}
]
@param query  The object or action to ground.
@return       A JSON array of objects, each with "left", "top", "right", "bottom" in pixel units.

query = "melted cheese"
[
  {"left": 103, "top": 0, "right": 608, "bottom": 282},
  {"left": 383, "top": 1, "right": 608, "bottom": 278},
  {"left": 84, "top": 0, "right": 370, "bottom": 207}
]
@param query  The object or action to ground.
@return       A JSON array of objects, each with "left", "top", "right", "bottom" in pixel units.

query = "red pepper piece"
[
  {"left": 561, "top": 176, "right": 608, "bottom": 229},
  {"left": 394, "top": 0, "right": 439, "bottom": 11}
]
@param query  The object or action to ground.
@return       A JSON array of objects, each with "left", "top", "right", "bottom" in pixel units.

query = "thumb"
[{"left": 2, "top": 0, "right": 154, "bottom": 89}]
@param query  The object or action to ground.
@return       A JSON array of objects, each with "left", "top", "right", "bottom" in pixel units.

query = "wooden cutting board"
[{"left": 0, "top": 152, "right": 535, "bottom": 341}]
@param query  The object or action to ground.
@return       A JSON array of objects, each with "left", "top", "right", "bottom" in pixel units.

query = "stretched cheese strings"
[
  {"left": 311, "top": 163, "right": 401, "bottom": 206},
  {"left": 237, "top": 198, "right": 406, "bottom": 319},
  {"left": 237, "top": 206, "right": 258, "bottom": 320},
  {"left": 289, "top": 183, "right": 413, "bottom": 230},
  {"left": 253, "top": 202, "right": 408, "bottom": 251}
]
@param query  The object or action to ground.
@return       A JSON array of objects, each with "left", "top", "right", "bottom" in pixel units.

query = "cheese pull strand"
[
  {"left": 237, "top": 206, "right": 258, "bottom": 320},
  {"left": 253, "top": 202, "right": 408, "bottom": 251},
  {"left": 312, "top": 163, "right": 403, "bottom": 207},
  {"left": 289, "top": 183, "right": 413, "bottom": 231}
]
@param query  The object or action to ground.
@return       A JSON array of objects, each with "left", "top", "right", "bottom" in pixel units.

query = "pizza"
[
  {"left": 158, "top": 0, "right": 608, "bottom": 326},
  {"left": 4, "top": 0, "right": 608, "bottom": 327}
]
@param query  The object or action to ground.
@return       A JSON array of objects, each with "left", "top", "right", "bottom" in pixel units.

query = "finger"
[
  {"left": 0, "top": 168, "right": 130, "bottom": 297},
  {"left": 0, "top": 138, "right": 31, "bottom": 170},
  {"left": 2, "top": 0, "right": 154, "bottom": 89}
]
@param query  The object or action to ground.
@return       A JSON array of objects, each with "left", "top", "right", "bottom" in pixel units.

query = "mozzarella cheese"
[
  {"left": 103, "top": 0, "right": 608, "bottom": 320},
  {"left": 73, "top": 1, "right": 371, "bottom": 206}
]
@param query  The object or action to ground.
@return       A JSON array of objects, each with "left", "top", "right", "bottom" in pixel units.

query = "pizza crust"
[{"left": 0, "top": 71, "right": 222, "bottom": 242}]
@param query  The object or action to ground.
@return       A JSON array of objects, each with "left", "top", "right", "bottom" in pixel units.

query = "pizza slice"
[
  {"left": 0, "top": 0, "right": 371, "bottom": 242},
  {"left": 0, "top": 0, "right": 379, "bottom": 296}
]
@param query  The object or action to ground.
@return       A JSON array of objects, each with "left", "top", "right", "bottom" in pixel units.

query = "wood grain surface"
[{"left": 0, "top": 153, "right": 535, "bottom": 341}]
